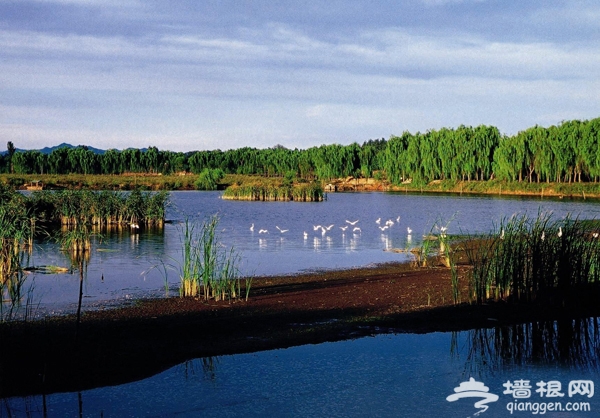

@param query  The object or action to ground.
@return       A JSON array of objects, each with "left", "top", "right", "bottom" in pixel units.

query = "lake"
[
  {"left": 3, "top": 191, "right": 600, "bottom": 417},
  {"left": 23, "top": 191, "right": 600, "bottom": 316}
]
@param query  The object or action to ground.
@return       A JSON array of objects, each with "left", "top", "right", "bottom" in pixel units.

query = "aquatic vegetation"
[
  {"left": 222, "top": 179, "right": 323, "bottom": 201},
  {"left": 464, "top": 212, "right": 600, "bottom": 304},
  {"left": 59, "top": 222, "right": 93, "bottom": 336},
  {"left": 20, "top": 189, "right": 169, "bottom": 227},
  {"left": 0, "top": 190, "right": 36, "bottom": 321},
  {"left": 177, "top": 216, "right": 246, "bottom": 301}
]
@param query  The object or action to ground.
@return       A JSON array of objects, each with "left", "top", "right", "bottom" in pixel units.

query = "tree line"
[{"left": 2, "top": 117, "right": 599, "bottom": 184}]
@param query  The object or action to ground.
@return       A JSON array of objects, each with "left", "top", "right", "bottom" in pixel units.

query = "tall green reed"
[
  {"left": 464, "top": 211, "right": 600, "bottom": 304},
  {"left": 177, "top": 215, "right": 246, "bottom": 301},
  {"left": 0, "top": 188, "right": 37, "bottom": 321}
]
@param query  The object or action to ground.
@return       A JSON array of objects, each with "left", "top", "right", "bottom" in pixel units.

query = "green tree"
[
  {"left": 194, "top": 168, "right": 224, "bottom": 190},
  {"left": 7, "top": 141, "right": 15, "bottom": 173}
]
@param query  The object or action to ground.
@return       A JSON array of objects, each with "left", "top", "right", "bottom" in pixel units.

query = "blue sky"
[{"left": 1, "top": 0, "right": 599, "bottom": 152}]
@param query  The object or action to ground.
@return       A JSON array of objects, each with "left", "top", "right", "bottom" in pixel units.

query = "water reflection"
[
  {"left": 2, "top": 318, "right": 600, "bottom": 417},
  {"left": 454, "top": 317, "right": 600, "bottom": 379}
]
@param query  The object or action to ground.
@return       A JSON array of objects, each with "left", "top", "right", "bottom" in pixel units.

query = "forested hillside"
[{"left": 2, "top": 117, "right": 599, "bottom": 185}]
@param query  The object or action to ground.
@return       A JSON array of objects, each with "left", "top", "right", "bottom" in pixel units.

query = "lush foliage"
[
  {"left": 2, "top": 117, "right": 600, "bottom": 185},
  {"left": 194, "top": 168, "right": 225, "bottom": 190}
]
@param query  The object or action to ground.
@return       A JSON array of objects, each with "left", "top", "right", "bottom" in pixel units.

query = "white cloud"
[{"left": 1, "top": 2, "right": 599, "bottom": 150}]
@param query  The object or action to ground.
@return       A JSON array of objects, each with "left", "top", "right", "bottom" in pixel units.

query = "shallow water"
[
  {"left": 19, "top": 191, "right": 600, "bottom": 315},
  {"left": 3, "top": 318, "right": 599, "bottom": 417}
]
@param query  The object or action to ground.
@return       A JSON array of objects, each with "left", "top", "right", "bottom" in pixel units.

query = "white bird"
[
  {"left": 325, "top": 224, "right": 335, "bottom": 230},
  {"left": 385, "top": 219, "right": 394, "bottom": 227},
  {"left": 500, "top": 229, "right": 505, "bottom": 240},
  {"left": 396, "top": 216, "right": 401, "bottom": 223},
  {"left": 558, "top": 227, "right": 563, "bottom": 238},
  {"left": 276, "top": 226, "right": 289, "bottom": 233},
  {"left": 303, "top": 231, "right": 308, "bottom": 239},
  {"left": 379, "top": 226, "right": 389, "bottom": 231},
  {"left": 407, "top": 227, "right": 412, "bottom": 234},
  {"left": 593, "top": 232, "right": 599, "bottom": 239},
  {"left": 440, "top": 226, "right": 447, "bottom": 233},
  {"left": 346, "top": 220, "right": 359, "bottom": 225},
  {"left": 340, "top": 226, "right": 348, "bottom": 232},
  {"left": 353, "top": 227, "right": 362, "bottom": 233},
  {"left": 130, "top": 223, "right": 139, "bottom": 229},
  {"left": 313, "top": 225, "right": 322, "bottom": 231},
  {"left": 259, "top": 229, "right": 269, "bottom": 234},
  {"left": 250, "top": 223, "right": 254, "bottom": 232},
  {"left": 541, "top": 231, "right": 545, "bottom": 241},
  {"left": 375, "top": 217, "right": 381, "bottom": 225}
]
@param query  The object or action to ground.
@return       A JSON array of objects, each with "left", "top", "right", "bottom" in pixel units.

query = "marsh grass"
[
  {"left": 176, "top": 216, "right": 246, "bottom": 301},
  {"left": 222, "top": 179, "right": 323, "bottom": 201},
  {"left": 464, "top": 212, "right": 600, "bottom": 305},
  {"left": 0, "top": 188, "right": 37, "bottom": 321},
  {"left": 58, "top": 222, "right": 95, "bottom": 335},
  {"left": 25, "top": 189, "right": 168, "bottom": 227}
]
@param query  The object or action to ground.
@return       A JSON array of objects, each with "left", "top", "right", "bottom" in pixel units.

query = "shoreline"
[
  {"left": 2, "top": 262, "right": 600, "bottom": 399},
  {"left": 4, "top": 173, "right": 600, "bottom": 200}
]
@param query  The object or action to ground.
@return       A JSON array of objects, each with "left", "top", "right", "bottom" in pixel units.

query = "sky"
[{"left": 1, "top": 0, "right": 599, "bottom": 152}]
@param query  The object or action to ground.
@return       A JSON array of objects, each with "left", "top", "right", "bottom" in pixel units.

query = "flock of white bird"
[{"left": 249, "top": 216, "right": 413, "bottom": 240}]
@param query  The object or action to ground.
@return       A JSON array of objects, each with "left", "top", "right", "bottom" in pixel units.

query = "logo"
[{"left": 446, "top": 377, "right": 499, "bottom": 416}]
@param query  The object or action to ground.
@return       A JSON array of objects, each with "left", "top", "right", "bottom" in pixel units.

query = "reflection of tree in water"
[
  {"left": 0, "top": 395, "right": 48, "bottom": 418},
  {"left": 182, "top": 357, "right": 220, "bottom": 382},
  {"left": 453, "top": 317, "right": 600, "bottom": 379}
]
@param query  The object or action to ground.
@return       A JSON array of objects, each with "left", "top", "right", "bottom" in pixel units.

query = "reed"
[
  {"left": 16, "top": 189, "right": 169, "bottom": 227},
  {"left": 59, "top": 222, "right": 93, "bottom": 335},
  {"left": 0, "top": 188, "right": 36, "bottom": 321},
  {"left": 177, "top": 216, "right": 244, "bottom": 301},
  {"left": 222, "top": 180, "right": 323, "bottom": 201},
  {"left": 464, "top": 212, "right": 600, "bottom": 305}
]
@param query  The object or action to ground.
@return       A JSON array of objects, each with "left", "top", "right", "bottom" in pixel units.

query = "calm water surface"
[
  {"left": 5, "top": 192, "right": 600, "bottom": 417},
  {"left": 23, "top": 191, "right": 600, "bottom": 315},
  {"left": 3, "top": 318, "right": 600, "bottom": 417}
]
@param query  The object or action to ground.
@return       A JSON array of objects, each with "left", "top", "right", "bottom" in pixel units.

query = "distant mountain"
[{"left": 37, "top": 143, "right": 106, "bottom": 155}]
